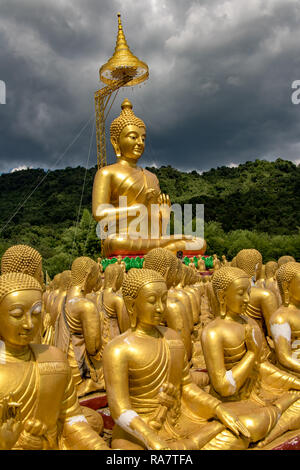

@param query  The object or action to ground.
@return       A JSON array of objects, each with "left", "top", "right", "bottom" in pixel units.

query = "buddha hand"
[
  {"left": 215, "top": 403, "right": 251, "bottom": 439},
  {"left": 245, "top": 324, "right": 259, "bottom": 357},
  {"left": 0, "top": 396, "right": 23, "bottom": 450},
  {"left": 145, "top": 431, "right": 171, "bottom": 450}
]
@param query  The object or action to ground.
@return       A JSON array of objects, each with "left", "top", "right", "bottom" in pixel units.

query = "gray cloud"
[{"left": 1, "top": 0, "right": 300, "bottom": 174}]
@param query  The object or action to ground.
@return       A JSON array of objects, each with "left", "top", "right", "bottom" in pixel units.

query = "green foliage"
[{"left": 0, "top": 159, "right": 299, "bottom": 277}]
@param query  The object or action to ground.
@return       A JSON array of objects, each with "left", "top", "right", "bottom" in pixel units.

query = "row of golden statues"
[{"left": 0, "top": 242, "right": 299, "bottom": 450}]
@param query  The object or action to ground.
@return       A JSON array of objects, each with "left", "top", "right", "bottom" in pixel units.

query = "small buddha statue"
[
  {"left": 172, "top": 259, "right": 194, "bottom": 335},
  {"left": 236, "top": 248, "right": 279, "bottom": 358},
  {"left": 92, "top": 99, "right": 206, "bottom": 257},
  {"left": 201, "top": 266, "right": 300, "bottom": 449},
  {"left": 182, "top": 266, "right": 200, "bottom": 326},
  {"left": 42, "top": 270, "right": 71, "bottom": 346},
  {"left": 97, "top": 258, "right": 104, "bottom": 274},
  {"left": 221, "top": 255, "right": 229, "bottom": 266},
  {"left": 56, "top": 256, "right": 105, "bottom": 397},
  {"left": 116, "top": 255, "right": 126, "bottom": 272},
  {"left": 144, "top": 248, "right": 193, "bottom": 360},
  {"left": 278, "top": 256, "right": 296, "bottom": 268},
  {"left": 213, "top": 254, "right": 221, "bottom": 271},
  {"left": 265, "top": 261, "right": 281, "bottom": 305},
  {"left": 98, "top": 263, "right": 130, "bottom": 355},
  {"left": 0, "top": 272, "right": 109, "bottom": 450},
  {"left": 197, "top": 256, "right": 206, "bottom": 273},
  {"left": 103, "top": 268, "right": 253, "bottom": 450},
  {"left": 270, "top": 262, "right": 300, "bottom": 376}
]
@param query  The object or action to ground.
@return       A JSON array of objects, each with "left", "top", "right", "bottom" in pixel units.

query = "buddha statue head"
[
  {"left": 122, "top": 268, "right": 167, "bottom": 329},
  {"left": 278, "top": 256, "right": 296, "bottom": 268},
  {"left": 231, "top": 256, "right": 237, "bottom": 267},
  {"left": 103, "top": 263, "right": 124, "bottom": 291},
  {"left": 70, "top": 257, "right": 100, "bottom": 294},
  {"left": 236, "top": 249, "right": 262, "bottom": 281},
  {"left": 0, "top": 272, "right": 42, "bottom": 348},
  {"left": 212, "top": 267, "right": 250, "bottom": 318},
  {"left": 59, "top": 270, "right": 72, "bottom": 292},
  {"left": 51, "top": 273, "right": 62, "bottom": 291},
  {"left": 175, "top": 258, "right": 183, "bottom": 286},
  {"left": 276, "top": 262, "right": 300, "bottom": 307},
  {"left": 265, "top": 261, "right": 278, "bottom": 280},
  {"left": 1, "top": 244, "right": 43, "bottom": 287},
  {"left": 110, "top": 98, "right": 146, "bottom": 162},
  {"left": 144, "top": 248, "right": 177, "bottom": 289}
]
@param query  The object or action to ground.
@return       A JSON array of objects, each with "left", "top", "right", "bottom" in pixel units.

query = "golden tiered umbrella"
[{"left": 95, "top": 13, "right": 149, "bottom": 169}]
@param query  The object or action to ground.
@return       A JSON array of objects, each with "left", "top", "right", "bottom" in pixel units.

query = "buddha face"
[
  {"left": 112, "top": 125, "right": 146, "bottom": 161},
  {"left": 132, "top": 281, "right": 168, "bottom": 327},
  {"left": 288, "top": 272, "right": 300, "bottom": 304},
  {"left": 0, "top": 289, "right": 42, "bottom": 348},
  {"left": 223, "top": 277, "right": 250, "bottom": 315}
]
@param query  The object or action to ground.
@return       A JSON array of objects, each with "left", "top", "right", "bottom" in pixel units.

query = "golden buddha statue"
[
  {"left": 56, "top": 256, "right": 105, "bottom": 397},
  {"left": 197, "top": 256, "right": 206, "bottom": 273},
  {"left": 98, "top": 263, "right": 130, "bottom": 355},
  {"left": 0, "top": 395, "right": 23, "bottom": 449},
  {"left": 182, "top": 266, "right": 200, "bottom": 326},
  {"left": 201, "top": 266, "right": 300, "bottom": 449},
  {"left": 265, "top": 261, "right": 281, "bottom": 305},
  {"left": 231, "top": 256, "right": 237, "bottom": 267},
  {"left": 43, "top": 270, "right": 71, "bottom": 346},
  {"left": 269, "top": 262, "right": 300, "bottom": 377},
  {"left": 103, "top": 268, "right": 254, "bottom": 450},
  {"left": 0, "top": 272, "right": 109, "bottom": 450},
  {"left": 278, "top": 255, "right": 296, "bottom": 267},
  {"left": 172, "top": 259, "right": 194, "bottom": 335},
  {"left": 1, "top": 244, "right": 44, "bottom": 287},
  {"left": 143, "top": 249, "right": 192, "bottom": 358},
  {"left": 213, "top": 254, "right": 221, "bottom": 271},
  {"left": 221, "top": 255, "right": 229, "bottom": 266},
  {"left": 92, "top": 99, "right": 206, "bottom": 257},
  {"left": 116, "top": 255, "right": 126, "bottom": 272},
  {"left": 236, "top": 249, "right": 279, "bottom": 358}
]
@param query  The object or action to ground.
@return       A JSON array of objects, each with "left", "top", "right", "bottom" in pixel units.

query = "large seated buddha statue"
[
  {"left": 0, "top": 272, "right": 108, "bottom": 450},
  {"left": 92, "top": 99, "right": 206, "bottom": 258},
  {"left": 103, "top": 268, "right": 252, "bottom": 450},
  {"left": 201, "top": 266, "right": 300, "bottom": 449}
]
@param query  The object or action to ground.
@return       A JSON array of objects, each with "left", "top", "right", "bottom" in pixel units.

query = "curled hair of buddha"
[
  {"left": 104, "top": 263, "right": 123, "bottom": 288},
  {"left": 122, "top": 268, "right": 165, "bottom": 302},
  {"left": 212, "top": 267, "right": 249, "bottom": 296},
  {"left": 110, "top": 99, "right": 145, "bottom": 143},
  {"left": 236, "top": 249, "right": 262, "bottom": 277},
  {"left": 276, "top": 262, "right": 300, "bottom": 301},
  {"left": 0, "top": 272, "right": 42, "bottom": 304},
  {"left": 1, "top": 244, "right": 42, "bottom": 276},
  {"left": 278, "top": 255, "right": 296, "bottom": 268},
  {"left": 265, "top": 261, "right": 278, "bottom": 279},
  {"left": 71, "top": 257, "right": 98, "bottom": 286},
  {"left": 144, "top": 248, "right": 177, "bottom": 277}
]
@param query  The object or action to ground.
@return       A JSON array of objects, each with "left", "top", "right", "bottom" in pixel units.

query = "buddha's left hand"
[{"left": 215, "top": 403, "right": 251, "bottom": 439}]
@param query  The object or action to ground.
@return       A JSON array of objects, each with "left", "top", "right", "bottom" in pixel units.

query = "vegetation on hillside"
[{"left": 0, "top": 158, "right": 299, "bottom": 275}]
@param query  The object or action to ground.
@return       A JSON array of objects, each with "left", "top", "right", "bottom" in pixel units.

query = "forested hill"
[{"left": 0, "top": 158, "right": 299, "bottom": 236}]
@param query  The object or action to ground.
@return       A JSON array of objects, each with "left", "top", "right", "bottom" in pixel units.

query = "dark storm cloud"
[{"left": 1, "top": 0, "right": 300, "bottom": 174}]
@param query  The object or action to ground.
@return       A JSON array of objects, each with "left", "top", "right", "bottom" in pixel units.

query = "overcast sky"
[{"left": 1, "top": 0, "right": 300, "bottom": 174}]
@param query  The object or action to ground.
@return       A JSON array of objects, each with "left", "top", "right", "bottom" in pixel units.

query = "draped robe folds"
[
  {"left": 0, "top": 341, "right": 104, "bottom": 449},
  {"left": 55, "top": 301, "right": 105, "bottom": 395},
  {"left": 108, "top": 327, "right": 249, "bottom": 450}
]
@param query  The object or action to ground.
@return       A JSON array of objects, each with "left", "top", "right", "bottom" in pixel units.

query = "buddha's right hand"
[
  {"left": 215, "top": 403, "right": 251, "bottom": 439},
  {"left": 245, "top": 324, "right": 259, "bottom": 356},
  {"left": 0, "top": 396, "right": 23, "bottom": 450},
  {"left": 145, "top": 432, "right": 171, "bottom": 450}
]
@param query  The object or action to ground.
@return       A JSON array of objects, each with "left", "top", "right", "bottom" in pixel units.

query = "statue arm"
[
  {"left": 103, "top": 342, "right": 170, "bottom": 450},
  {"left": 201, "top": 327, "right": 256, "bottom": 397},
  {"left": 261, "top": 290, "right": 279, "bottom": 336},
  {"left": 259, "top": 360, "right": 300, "bottom": 390},
  {"left": 59, "top": 364, "right": 109, "bottom": 449},
  {"left": 269, "top": 315, "right": 300, "bottom": 374},
  {"left": 79, "top": 300, "right": 101, "bottom": 356}
]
